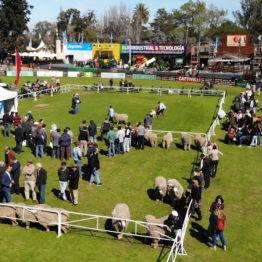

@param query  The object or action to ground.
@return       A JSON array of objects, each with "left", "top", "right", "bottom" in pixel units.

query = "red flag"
[{"left": 14, "top": 51, "right": 22, "bottom": 86}]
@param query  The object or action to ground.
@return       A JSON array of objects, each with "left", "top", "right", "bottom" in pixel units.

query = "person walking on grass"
[
  {"left": 1, "top": 166, "right": 13, "bottom": 203},
  {"left": 208, "top": 145, "right": 223, "bottom": 177},
  {"left": 69, "top": 164, "right": 80, "bottom": 206},
  {"left": 209, "top": 208, "right": 227, "bottom": 251},
  {"left": 35, "top": 163, "right": 47, "bottom": 204},
  {"left": 89, "top": 147, "right": 103, "bottom": 186},
  {"left": 58, "top": 162, "right": 69, "bottom": 201}
]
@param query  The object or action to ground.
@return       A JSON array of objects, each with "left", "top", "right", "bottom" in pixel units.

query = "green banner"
[
  {"left": 132, "top": 74, "right": 156, "bottom": 80},
  {"left": 175, "top": 58, "right": 184, "bottom": 64},
  {"left": 68, "top": 67, "right": 98, "bottom": 72},
  {"left": 236, "top": 80, "right": 247, "bottom": 87},
  {"left": 83, "top": 72, "right": 94, "bottom": 78}
]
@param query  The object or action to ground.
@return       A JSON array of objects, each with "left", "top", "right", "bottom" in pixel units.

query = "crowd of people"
[
  {"left": 21, "top": 78, "right": 60, "bottom": 95},
  {"left": 225, "top": 86, "right": 261, "bottom": 147},
  {"left": 0, "top": 91, "right": 228, "bottom": 252}
]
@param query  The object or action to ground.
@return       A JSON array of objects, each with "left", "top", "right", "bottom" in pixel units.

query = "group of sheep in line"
[
  {"left": 113, "top": 110, "right": 207, "bottom": 151},
  {"left": 0, "top": 203, "right": 69, "bottom": 233},
  {"left": 111, "top": 176, "right": 185, "bottom": 248}
]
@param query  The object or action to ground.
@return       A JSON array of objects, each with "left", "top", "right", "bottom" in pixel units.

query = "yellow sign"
[
  {"left": 92, "top": 43, "right": 120, "bottom": 61},
  {"left": 227, "top": 35, "right": 247, "bottom": 47}
]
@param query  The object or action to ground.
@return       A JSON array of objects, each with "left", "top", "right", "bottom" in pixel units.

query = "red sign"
[
  {"left": 14, "top": 51, "right": 22, "bottom": 85},
  {"left": 176, "top": 76, "right": 201, "bottom": 83}
]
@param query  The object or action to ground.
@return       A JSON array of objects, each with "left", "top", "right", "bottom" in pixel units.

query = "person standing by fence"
[
  {"left": 35, "top": 163, "right": 47, "bottom": 204},
  {"left": 23, "top": 159, "right": 36, "bottom": 203},
  {"left": 69, "top": 164, "right": 80, "bottom": 206},
  {"left": 208, "top": 145, "right": 223, "bottom": 177},
  {"left": 1, "top": 166, "right": 13, "bottom": 203}
]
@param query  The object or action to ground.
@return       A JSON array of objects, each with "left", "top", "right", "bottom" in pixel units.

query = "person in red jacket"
[{"left": 13, "top": 112, "right": 21, "bottom": 127}]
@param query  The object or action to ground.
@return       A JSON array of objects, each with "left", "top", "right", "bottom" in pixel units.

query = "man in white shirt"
[
  {"left": 157, "top": 101, "right": 167, "bottom": 117},
  {"left": 116, "top": 126, "right": 125, "bottom": 154},
  {"left": 108, "top": 105, "right": 115, "bottom": 123}
]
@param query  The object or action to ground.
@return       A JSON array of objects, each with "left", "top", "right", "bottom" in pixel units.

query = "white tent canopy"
[{"left": 0, "top": 86, "right": 18, "bottom": 118}]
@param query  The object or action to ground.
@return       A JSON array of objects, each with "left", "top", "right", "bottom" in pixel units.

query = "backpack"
[{"left": 217, "top": 216, "right": 225, "bottom": 231}]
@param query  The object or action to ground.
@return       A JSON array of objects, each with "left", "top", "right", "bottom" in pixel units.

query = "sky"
[{"left": 27, "top": 0, "right": 241, "bottom": 29}]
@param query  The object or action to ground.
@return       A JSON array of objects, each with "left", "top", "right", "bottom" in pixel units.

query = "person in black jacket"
[
  {"left": 35, "top": 163, "right": 47, "bottom": 204},
  {"left": 68, "top": 164, "right": 80, "bottom": 205},
  {"left": 188, "top": 178, "right": 202, "bottom": 221},
  {"left": 89, "top": 148, "right": 103, "bottom": 186},
  {"left": 10, "top": 158, "right": 21, "bottom": 195},
  {"left": 200, "top": 154, "right": 212, "bottom": 189},
  {"left": 35, "top": 131, "right": 45, "bottom": 158},
  {"left": 71, "top": 93, "right": 81, "bottom": 114},
  {"left": 14, "top": 125, "right": 24, "bottom": 154},
  {"left": 88, "top": 120, "right": 97, "bottom": 143},
  {"left": 58, "top": 162, "right": 69, "bottom": 200}
]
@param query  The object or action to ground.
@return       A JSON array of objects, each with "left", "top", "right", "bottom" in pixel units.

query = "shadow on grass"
[
  {"left": 189, "top": 221, "right": 211, "bottom": 247},
  {"left": 147, "top": 189, "right": 156, "bottom": 201},
  {"left": 51, "top": 188, "right": 71, "bottom": 201}
]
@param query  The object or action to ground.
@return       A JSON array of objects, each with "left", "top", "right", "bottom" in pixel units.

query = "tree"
[
  {"left": 57, "top": 8, "right": 96, "bottom": 42},
  {"left": 0, "top": 0, "right": 33, "bottom": 52},
  {"left": 234, "top": 0, "right": 262, "bottom": 36},
  {"left": 132, "top": 3, "right": 149, "bottom": 44}
]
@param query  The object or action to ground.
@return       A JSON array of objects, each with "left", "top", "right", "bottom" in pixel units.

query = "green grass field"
[{"left": 0, "top": 77, "right": 261, "bottom": 262}]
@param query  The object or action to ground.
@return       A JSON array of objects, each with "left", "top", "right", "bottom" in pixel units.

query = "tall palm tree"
[{"left": 133, "top": 3, "right": 149, "bottom": 44}]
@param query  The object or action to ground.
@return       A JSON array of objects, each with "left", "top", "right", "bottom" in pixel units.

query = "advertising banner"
[
  {"left": 37, "top": 71, "right": 63, "bottom": 77},
  {"left": 176, "top": 76, "right": 202, "bottom": 83},
  {"left": 227, "top": 35, "right": 246, "bottom": 47},
  {"left": 7, "top": 71, "right": 34, "bottom": 77},
  {"left": 67, "top": 43, "right": 92, "bottom": 51},
  {"left": 175, "top": 58, "right": 184, "bottom": 64},
  {"left": 121, "top": 44, "right": 186, "bottom": 55},
  {"left": 132, "top": 74, "right": 156, "bottom": 80},
  {"left": 84, "top": 72, "right": 94, "bottom": 78},
  {"left": 0, "top": 101, "right": 4, "bottom": 115},
  {"left": 68, "top": 71, "right": 81, "bottom": 77},
  {"left": 235, "top": 80, "right": 248, "bottom": 87},
  {"left": 101, "top": 72, "right": 126, "bottom": 79},
  {"left": 93, "top": 43, "right": 120, "bottom": 61}
]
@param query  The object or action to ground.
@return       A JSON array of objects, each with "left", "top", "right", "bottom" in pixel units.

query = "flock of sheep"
[
  {"left": 0, "top": 203, "right": 69, "bottom": 233},
  {"left": 111, "top": 176, "right": 185, "bottom": 248}
]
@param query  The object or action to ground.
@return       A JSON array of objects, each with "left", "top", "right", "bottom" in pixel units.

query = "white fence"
[{"left": 0, "top": 200, "right": 192, "bottom": 262}]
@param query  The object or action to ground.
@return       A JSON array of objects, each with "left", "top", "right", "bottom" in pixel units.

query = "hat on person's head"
[
  {"left": 33, "top": 122, "right": 39, "bottom": 126},
  {"left": 75, "top": 93, "right": 79, "bottom": 96},
  {"left": 28, "top": 111, "right": 31, "bottom": 114},
  {"left": 88, "top": 142, "right": 95, "bottom": 147},
  {"left": 171, "top": 210, "right": 178, "bottom": 217},
  {"left": 27, "top": 159, "right": 33, "bottom": 163}
]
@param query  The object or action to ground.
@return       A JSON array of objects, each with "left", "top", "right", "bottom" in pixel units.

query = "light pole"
[{"left": 128, "top": 38, "right": 131, "bottom": 67}]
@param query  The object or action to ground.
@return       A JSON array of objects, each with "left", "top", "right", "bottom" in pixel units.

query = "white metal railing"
[{"left": 0, "top": 201, "right": 192, "bottom": 262}]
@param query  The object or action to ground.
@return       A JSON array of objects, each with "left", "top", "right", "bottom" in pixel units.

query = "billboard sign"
[
  {"left": 101, "top": 72, "right": 126, "bottom": 79},
  {"left": 176, "top": 76, "right": 202, "bottom": 83},
  {"left": 67, "top": 43, "right": 92, "bottom": 51},
  {"left": 121, "top": 44, "right": 186, "bottom": 55},
  {"left": 227, "top": 35, "right": 247, "bottom": 47}
]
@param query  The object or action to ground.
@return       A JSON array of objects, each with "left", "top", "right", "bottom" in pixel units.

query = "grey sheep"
[
  {"left": 35, "top": 207, "right": 69, "bottom": 233},
  {"left": 111, "top": 203, "right": 131, "bottom": 239},
  {"left": 195, "top": 134, "right": 206, "bottom": 152},
  {"left": 162, "top": 132, "right": 173, "bottom": 149},
  {"left": 114, "top": 113, "right": 128, "bottom": 124},
  {"left": 0, "top": 203, "right": 18, "bottom": 226},
  {"left": 144, "top": 215, "right": 171, "bottom": 248},
  {"left": 181, "top": 133, "right": 192, "bottom": 151},
  {"left": 154, "top": 176, "right": 167, "bottom": 201},
  {"left": 144, "top": 130, "right": 158, "bottom": 147},
  {"left": 167, "top": 179, "right": 184, "bottom": 207}
]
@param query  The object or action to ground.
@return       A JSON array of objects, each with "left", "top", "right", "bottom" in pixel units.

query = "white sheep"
[
  {"left": 195, "top": 134, "right": 207, "bottom": 152},
  {"left": 35, "top": 207, "right": 69, "bottom": 233},
  {"left": 114, "top": 113, "right": 128, "bottom": 124},
  {"left": 144, "top": 130, "right": 158, "bottom": 147},
  {"left": 181, "top": 133, "right": 192, "bottom": 151},
  {"left": 0, "top": 203, "right": 18, "bottom": 226},
  {"left": 111, "top": 203, "right": 131, "bottom": 239},
  {"left": 144, "top": 215, "right": 170, "bottom": 248},
  {"left": 15, "top": 203, "right": 50, "bottom": 229},
  {"left": 154, "top": 176, "right": 167, "bottom": 201},
  {"left": 167, "top": 179, "right": 184, "bottom": 207},
  {"left": 162, "top": 132, "right": 173, "bottom": 149}
]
